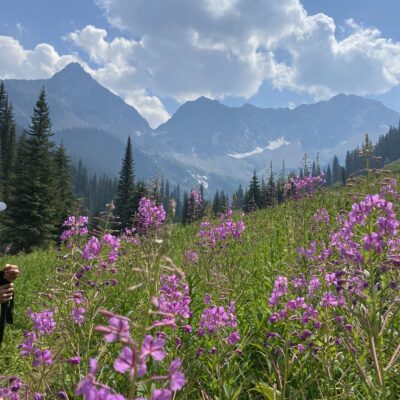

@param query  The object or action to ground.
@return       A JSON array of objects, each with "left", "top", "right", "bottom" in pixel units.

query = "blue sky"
[{"left": 1, "top": 0, "right": 400, "bottom": 126}]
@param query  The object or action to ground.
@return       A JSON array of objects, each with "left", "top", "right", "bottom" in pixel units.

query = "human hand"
[
  {"left": 3, "top": 264, "right": 20, "bottom": 282},
  {"left": 0, "top": 283, "right": 13, "bottom": 304}
]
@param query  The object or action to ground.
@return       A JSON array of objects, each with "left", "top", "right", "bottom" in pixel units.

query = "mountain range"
[{"left": 4, "top": 62, "right": 400, "bottom": 194}]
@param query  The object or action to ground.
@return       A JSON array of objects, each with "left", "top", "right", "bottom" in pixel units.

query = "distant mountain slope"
[
  {"left": 5, "top": 63, "right": 150, "bottom": 141},
  {"left": 4, "top": 63, "right": 400, "bottom": 194},
  {"left": 154, "top": 94, "right": 399, "bottom": 157}
]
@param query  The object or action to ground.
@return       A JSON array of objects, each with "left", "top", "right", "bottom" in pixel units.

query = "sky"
[{"left": 1, "top": 0, "right": 400, "bottom": 128}]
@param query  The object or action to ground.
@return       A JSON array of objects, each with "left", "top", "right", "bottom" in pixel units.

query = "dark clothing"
[{"left": 0, "top": 271, "right": 14, "bottom": 346}]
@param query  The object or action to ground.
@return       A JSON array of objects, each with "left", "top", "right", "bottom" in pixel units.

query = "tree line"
[{"left": 0, "top": 84, "right": 74, "bottom": 252}]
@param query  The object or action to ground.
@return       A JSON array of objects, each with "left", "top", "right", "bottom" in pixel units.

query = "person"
[
  {"left": 0, "top": 201, "right": 20, "bottom": 345},
  {"left": 0, "top": 264, "right": 19, "bottom": 303}
]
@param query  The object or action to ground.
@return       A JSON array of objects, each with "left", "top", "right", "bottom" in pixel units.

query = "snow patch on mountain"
[
  {"left": 227, "top": 147, "right": 264, "bottom": 159},
  {"left": 266, "top": 137, "right": 290, "bottom": 150},
  {"left": 227, "top": 137, "right": 290, "bottom": 159},
  {"left": 191, "top": 173, "right": 209, "bottom": 189}
]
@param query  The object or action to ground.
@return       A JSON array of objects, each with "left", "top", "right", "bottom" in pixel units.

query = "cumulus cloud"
[
  {"left": 0, "top": 35, "right": 77, "bottom": 79},
  {"left": 0, "top": 31, "right": 169, "bottom": 128},
  {"left": 94, "top": 0, "right": 400, "bottom": 100},
  {"left": 66, "top": 25, "right": 169, "bottom": 127},
  {"left": 2, "top": 0, "right": 400, "bottom": 127}
]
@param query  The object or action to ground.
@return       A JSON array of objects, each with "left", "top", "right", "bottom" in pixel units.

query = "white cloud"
[
  {"left": 0, "top": 35, "right": 77, "bottom": 79},
  {"left": 94, "top": 0, "right": 400, "bottom": 101},
  {"left": 0, "top": 32, "right": 168, "bottom": 128},
  {"left": 3, "top": 0, "right": 400, "bottom": 127}
]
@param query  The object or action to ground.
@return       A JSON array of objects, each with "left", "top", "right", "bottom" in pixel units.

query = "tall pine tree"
[
  {"left": 54, "top": 144, "right": 75, "bottom": 230},
  {"left": 245, "top": 170, "right": 261, "bottom": 211},
  {"left": 115, "top": 137, "right": 136, "bottom": 229},
  {"left": 5, "top": 88, "right": 58, "bottom": 252}
]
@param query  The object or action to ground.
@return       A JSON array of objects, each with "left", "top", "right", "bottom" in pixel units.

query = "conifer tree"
[
  {"left": 245, "top": 170, "right": 261, "bottom": 211},
  {"left": 326, "top": 164, "right": 332, "bottom": 186},
  {"left": 0, "top": 82, "right": 7, "bottom": 199},
  {"left": 277, "top": 160, "right": 286, "bottom": 204},
  {"left": 175, "top": 184, "right": 181, "bottom": 222},
  {"left": 181, "top": 191, "right": 189, "bottom": 224},
  {"left": 332, "top": 155, "right": 341, "bottom": 184},
  {"left": 5, "top": 88, "right": 57, "bottom": 251},
  {"left": 234, "top": 184, "right": 244, "bottom": 210},
  {"left": 260, "top": 177, "right": 267, "bottom": 208},
  {"left": 54, "top": 144, "right": 75, "bottom": 229},
  {"left": 266, "top": 162, "right": 276, "bottom": 207},
  {"left": 212, "top": 190, "right": 220, "bottom": 215},
  {"left": 1, "top": 103, "right": 17, "bottom": 201},
  {"left": 115, "top": 137, "right": 136, "bottom": 229}
]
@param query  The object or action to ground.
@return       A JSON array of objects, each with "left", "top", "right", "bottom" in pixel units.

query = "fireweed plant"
[
  {"left": 264, "top": 178, "right": 400, "bottom": 399},
  {"left": 0, "top": 198, "right": 190, "bottom": 399},
  {"left": 1, "top": 175, "right": 399, "bottom": 399}
]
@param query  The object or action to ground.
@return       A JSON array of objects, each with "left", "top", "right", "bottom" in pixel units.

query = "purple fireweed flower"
[
  {"left": 198, "top": 210, "right": 245, "bottom": 248},
  {"left": 141, "top": 335, "right": 166, "bottom": 362},
  {"left": 307, "top": 276, "right": 320, "bottom": 298},
  {"left": 199, "top": 301, "right": 237, "bottom": 335},
  {"left": 71, "top": 291, "right": 84, "bottom": 304},
  {"left": 286, "top": 297, "right": 307, "bottom": 311},
  {"left": 76, "top": 359, "right": 126, "bottom": 400},
  {"left": 82, "top": 237, "right": 102, "bottom": 260},
  {"left": 190, "top": 190, "right": 202, "bottom": 206},
  {"left": 151, "top": 389, "right": 172, "bottom": 400},
  {"left": 184, "top": 250, "right": 198, "bottom": 264},
  {"left": 321, "top": 292, "right": 345, "bottom": 308},
  {"left": 28, "top": 309, "right": 56, "bottom": 336},
  {"left": 102, "top": 234, "right": 121, "bottom": 264},
  {"left": 227, "top": 331, "right": 241, "bottom": 345},
  {"left": 269, "top": 276, "right": 288, "bottom": 306},
  {"left": 19, "top": 332, "right": 36, "bottom": 356},
  {"left": 32, "top": 349, "right": 52, "bottom": 367},
  {"left": 96, "top": 314, "right": 131, "bottom": 343},
  {"left": 313, "top": 208, "right": 330, "bottom": 224},
  {"left": 61, "top": 215, "right": 89, "bottom": 241},
  {"left": 72, "top": 307, "right": 86, "bottom": 325},
  {"left": 285, "top": 174, "right": 325, "bottom": 200},
  {"left": 301, "top": 306, "right": 319, "bottom": 325},
  {"left": 135, "top": 197, "right": 166, "bottom": 234},
  {"left": 113, "top": 346, "right": 146, "bottom": 377},
  {"left": 67, "top": 356, "right": 81, "bottom": 365},
  {"left": 380, "top": 178, "right": 399, "bottom": 200},
  {"left": 292, "top": 275, "right": 307, "bottom": 289},
  {"left": 156, "top": 273, "right": 191, "bottom": 327},
  {"left": 168, "top": 358, "right": 185, "bottom": 391}
]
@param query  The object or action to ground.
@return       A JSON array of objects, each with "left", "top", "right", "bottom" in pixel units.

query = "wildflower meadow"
[{"left": 0, "top": 168, "right": 399, "bottom": 399}]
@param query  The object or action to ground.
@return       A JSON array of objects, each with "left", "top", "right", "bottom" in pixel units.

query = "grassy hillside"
[{"left": 0, "top": 170, "right": 399, "bottom": 399}]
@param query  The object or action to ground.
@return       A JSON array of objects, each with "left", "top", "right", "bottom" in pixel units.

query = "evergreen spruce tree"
[
  {"left": 5, "top": 88, "right": 57, "bottom": 252},
  {"left": 326, "top": 164, "right": 332, "bottom": 186},
  {"left": 277, "top": 160, "right": 286, "bottom": 204},
  {"left": 245, "top": 170, "right": 261, "bottom": 212},
  {"left": 260, "top": 177, "right": 267, "bottom": 208},
  {"left": 332, "top": 155, "right": 341, "bottom": 184},
  {"left": 115, "top": 137, "right": 136, "bottom": 229},
  {"left": 236, "top": 184, "right": 244, "bottom": 209},
  {"left": 0, "top": 82, "right": 7, "bottom": 198},
  {"left": 212, "top": 190, "right": 220, "bottom": 215},
  {"left": 175, "top": 184, "right": 181, "bottom": 222},
  {"left": 54, "top": 144, "right": 75, "bottom": 229},
  {"left": 2, "top": 104, "right": 17, "bottom": 202},
  {"left": 266, "top": 162, "right": 276, "bottom": 207},
  {"left": 181, "top": 191, "right": 189, "bottom": 224}
]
